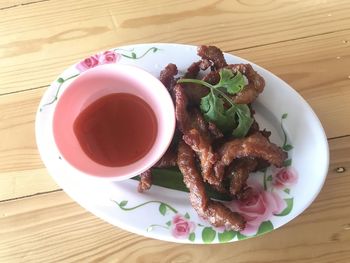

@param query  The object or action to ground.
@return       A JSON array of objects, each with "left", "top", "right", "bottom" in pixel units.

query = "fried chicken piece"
[
  {"left": 178, "top": 141, "right": 245, "bottom": 231},
  {"left": 154, "top": 149, "right": 177, "bottom": 168},
  {"left": 174, "top": 84, "right": 192, "bottom": 133},
  {"left": 228, "top": 158, "right": 258, "bottom": 196},
  {"left": 202, "top": 71, "right": 220, "bottom": 85},
  {"left": 138, "top": 148, "right": 177, "bottom": 192},
  {"left": 183, "top": 128, "right": 218, "bottom": 186},
  {"left": 175, "top": 88, "right": 220, "bottom": 186},
  {"left": 199, "top": 59, "right": 212, "bottom": 70},
  {"left": 159, "top": 63, "right": 178, "bottom": 91},
  {"left": 227, "top": 64, "right": 265, "bottom": 104},
  {"left": 208, "top": 122, "right": 224, "bottom": 139},
  {"left": 214, "top": 133, "right": 287, "bottom": 180},
  {"left": 138, "top": 169, "right": 152, "bottom": 193},
  {"left": 184, "top": 61, "right": 201, "bottom": 78},
  {"left": 197, "top": 45, "right": 228, "bottom": 69}
]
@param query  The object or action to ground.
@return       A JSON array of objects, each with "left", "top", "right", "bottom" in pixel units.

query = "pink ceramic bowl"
[{"left": 53, "top": 64, "right": 175, "bottom": 181}]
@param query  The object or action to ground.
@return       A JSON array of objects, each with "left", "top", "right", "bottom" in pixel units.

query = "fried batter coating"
[
  {"left": 178, "top": 141, "right": 245, "bottom": 231},
  {"left": 197, "top": 45, "right": 228, "bottom": 69},
  {"left": 214, "top": 133, "right": 287, "bottom": 180},
  {"left": 228, "top": 158, "right": 258, "bottom": 196},
  {"left": 228, "top": 64, "right": 265, "bottom": 104},
  {"left": 184, "top": 61, "right": 201, "bottom": 78},
  {"left": 208, "top": 122, "right": 224, "bottom": 139},
  {"left": 154, "top": 149, "right": 177, "bottom": 168},
  {"left": 202, "top": 71, "right": 220, "bottom": 85},
  {"left": 183, "top": 128, "right": 218, "bottom": 186},
  {"left": 175, "top": 88, "right": 220, "bottom": 186},
  {"left": 138, "top": 169, "right": 152, "bottom": 193},
  {"left": 159, "top": 63, "right": 178, "bottom": 91},
  {"left": 137, "top": 149, "right": 177, "bottom": 192},
  {"left": 174, "top": 84, "right": 192, "bottom": 133}
]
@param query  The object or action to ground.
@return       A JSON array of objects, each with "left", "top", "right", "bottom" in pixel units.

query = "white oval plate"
[{"left": 36, "top": 43, "right": 329, "bottom": 244}]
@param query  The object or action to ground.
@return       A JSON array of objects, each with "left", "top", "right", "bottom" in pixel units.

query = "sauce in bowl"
[{"left": 73, "top": 93, "right": 157, "bottom": 167}]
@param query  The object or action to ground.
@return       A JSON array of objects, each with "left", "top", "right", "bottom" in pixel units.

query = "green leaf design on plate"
[
  {"left": 119, "top": 200, "right": 128, "bottom": 207},
  {"left": 283, "top": 144, "right": 294, "bottom": 151},
  {"left": 267, "top": 175, "right": 273, "bottom": 181},
  {"left": 202, "top": 227, "right": 216, "bottom": 243},
  {"left": 284, "top": 188, "right": 291, "bottom": 194},
  {"left": 256, "top": 221, "right": 274, "bottom": 236},
  {"left": 275, "top": 198, "right": 293, "bottom": 216},
  {"left": 237, "top": 232, "right": 248, "bottom": 240},
  {"left": 189, "top": 232, "right": 196, "bottom": 242},
  {"left": 283, "top": 159, "right": 292, "bottom": 167},
  {"left": 184, "top": 212, "right": 190, "bottom": 219},
  {"left": 282, "top": 113, "right": 288, "bottom": 119},
  {"left": 159, "top": 203, "right": 167, "bottom": 216},
  {"left": 218, "top": 230, "right": 236, "bottom": 243},
  {"left": 57, "top": 77, "right": 64, "bottom": 83},
  {"left": 131, "top": 52, "right": 136, "bottom": 59},
  {"left": 166, "top": 220, "right": 171, "bottom": 227}
]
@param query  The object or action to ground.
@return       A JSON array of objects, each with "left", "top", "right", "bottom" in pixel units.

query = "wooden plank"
[
  {"left": 1, "top": 0, "right": 350, "bottom": 94},
  {"left": 0, "top": 136, "right": 349, "bottom": 263},
  {"left": 0, "top": 88, "right": 58, "bottom": 201},
  {"left": 233, "top": 29, "right": 350, "bottom": 139},
  {"left": 0, "top": 0, "right": 49, "bottom": 10}
]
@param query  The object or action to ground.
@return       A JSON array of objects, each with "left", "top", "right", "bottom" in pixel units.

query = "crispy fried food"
[
  {"left": 202, "top": 71, "right": 220, "bottom": 85},
  {"left": 228, "top": 158, "right": 258, "bottom": 196},
  {"left": 227, "top": 64, "right": 265, "bottom": 104},
  {"left": 197, "top": 45, "right": 228, "bottom": 69},
  {"left": 159, "top": 63, "right": 178, "bottom": 91},
  {"left": 208, "top": 122, "right": 224, "bottom": 139},
  {"left": 184, "top": 61, "right": 201, "bottom": 78},
  {"left": 182, "top": 61, "right": 210, "bottom": 105},
  {"left": 154, "top": 149, "right": 177, "bottom": 168},
  {"left": 137, "top": 148, "right": 177, "bottom": 192},
  {"left": 175, "top": 87, "right": 220, "bottom": 186},
  {"left": 183, "top": 128, "right": 218, "bottom": 186},
  {"left": 174, "top": 84, "right": 192, "bottom": 133},
  {"left": 139, "top": 45, "right": 288, "bottom": 232},
  {"left": 178, "top": 141, "right": 245, "bottom": 231},
  {"left": 138, "top": 169, "right": 152, "bottom": 193},
  {"left": 214, "top": 133, "right": 287, "bottom": 180}
]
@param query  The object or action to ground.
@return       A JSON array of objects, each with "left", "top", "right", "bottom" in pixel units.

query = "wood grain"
[
  {"left": 0, "top": 136, "right": 349, "bottom": 262},
  {"left": 1, "top": 0, "right": 350, "bottom": 261},
  {"left": 1, "top": 0, "right": 350, "bottom": 94},
  {"left": 0, "top": 88, "right": 58, "bottom": 201},
  {"left": 233, "top": 29, "right": 350, "bottom": 139}
]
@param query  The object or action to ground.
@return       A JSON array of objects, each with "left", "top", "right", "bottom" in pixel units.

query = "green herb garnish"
[{"left": 177, "top": 68, "right": 253, "bottom": 137}]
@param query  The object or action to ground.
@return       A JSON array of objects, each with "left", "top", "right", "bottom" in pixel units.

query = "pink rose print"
[
  {"left": 76, "top": 51, "right": 120, "bottom": 72},
  {"left": 272, "top": 167, "right": 298, "bottom": 189},
  {"left": 171, "top": 214, "right": 195, "bottom": 239},
  {"left": 226, "top": 180, "right": 286, "bottom": 236},
  {"left": 99, "top": 50, "right": 120, "bottom": 64},
  {"left": 76, "top": 54, "right": 100, "bottom": 72}
]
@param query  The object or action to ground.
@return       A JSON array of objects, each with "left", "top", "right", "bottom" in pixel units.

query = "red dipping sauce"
[{"left": 73, "top": 93, "right": 158, "bottom": 167}]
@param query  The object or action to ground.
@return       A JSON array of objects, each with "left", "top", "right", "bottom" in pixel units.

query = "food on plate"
[{"left": 137, "top": 45, "right": 287, "bottom": 231}]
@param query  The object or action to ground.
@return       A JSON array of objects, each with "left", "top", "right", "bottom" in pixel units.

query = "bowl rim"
[{"left": 52, "top": 63, "right": 176, "bottom": 181}]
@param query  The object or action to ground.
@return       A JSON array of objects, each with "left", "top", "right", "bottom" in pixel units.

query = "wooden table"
[{"left": 1, "top": 0, "right": 349, "bottom": 262}]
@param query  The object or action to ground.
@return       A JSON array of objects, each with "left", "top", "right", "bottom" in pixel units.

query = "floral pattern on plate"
[
  {"left": 113, "top": 113, "right": 297, "bottom": 243},
  {"left": 36, "top": 44, "right": 328, "bottom": 244}
]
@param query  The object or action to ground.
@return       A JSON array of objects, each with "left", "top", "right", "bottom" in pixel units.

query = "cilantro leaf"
[
  {"left": 178, "top": 69, "right": 253, "bottom": 137},
  {"left": 232, "top": 104, "right": 254, "bottom": 137},
  {"left": 216, "top": 69, "right": 245, "bottom": 95},
  {"left": 200, "top": 92, "right": 235, "bottom": 132}
]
